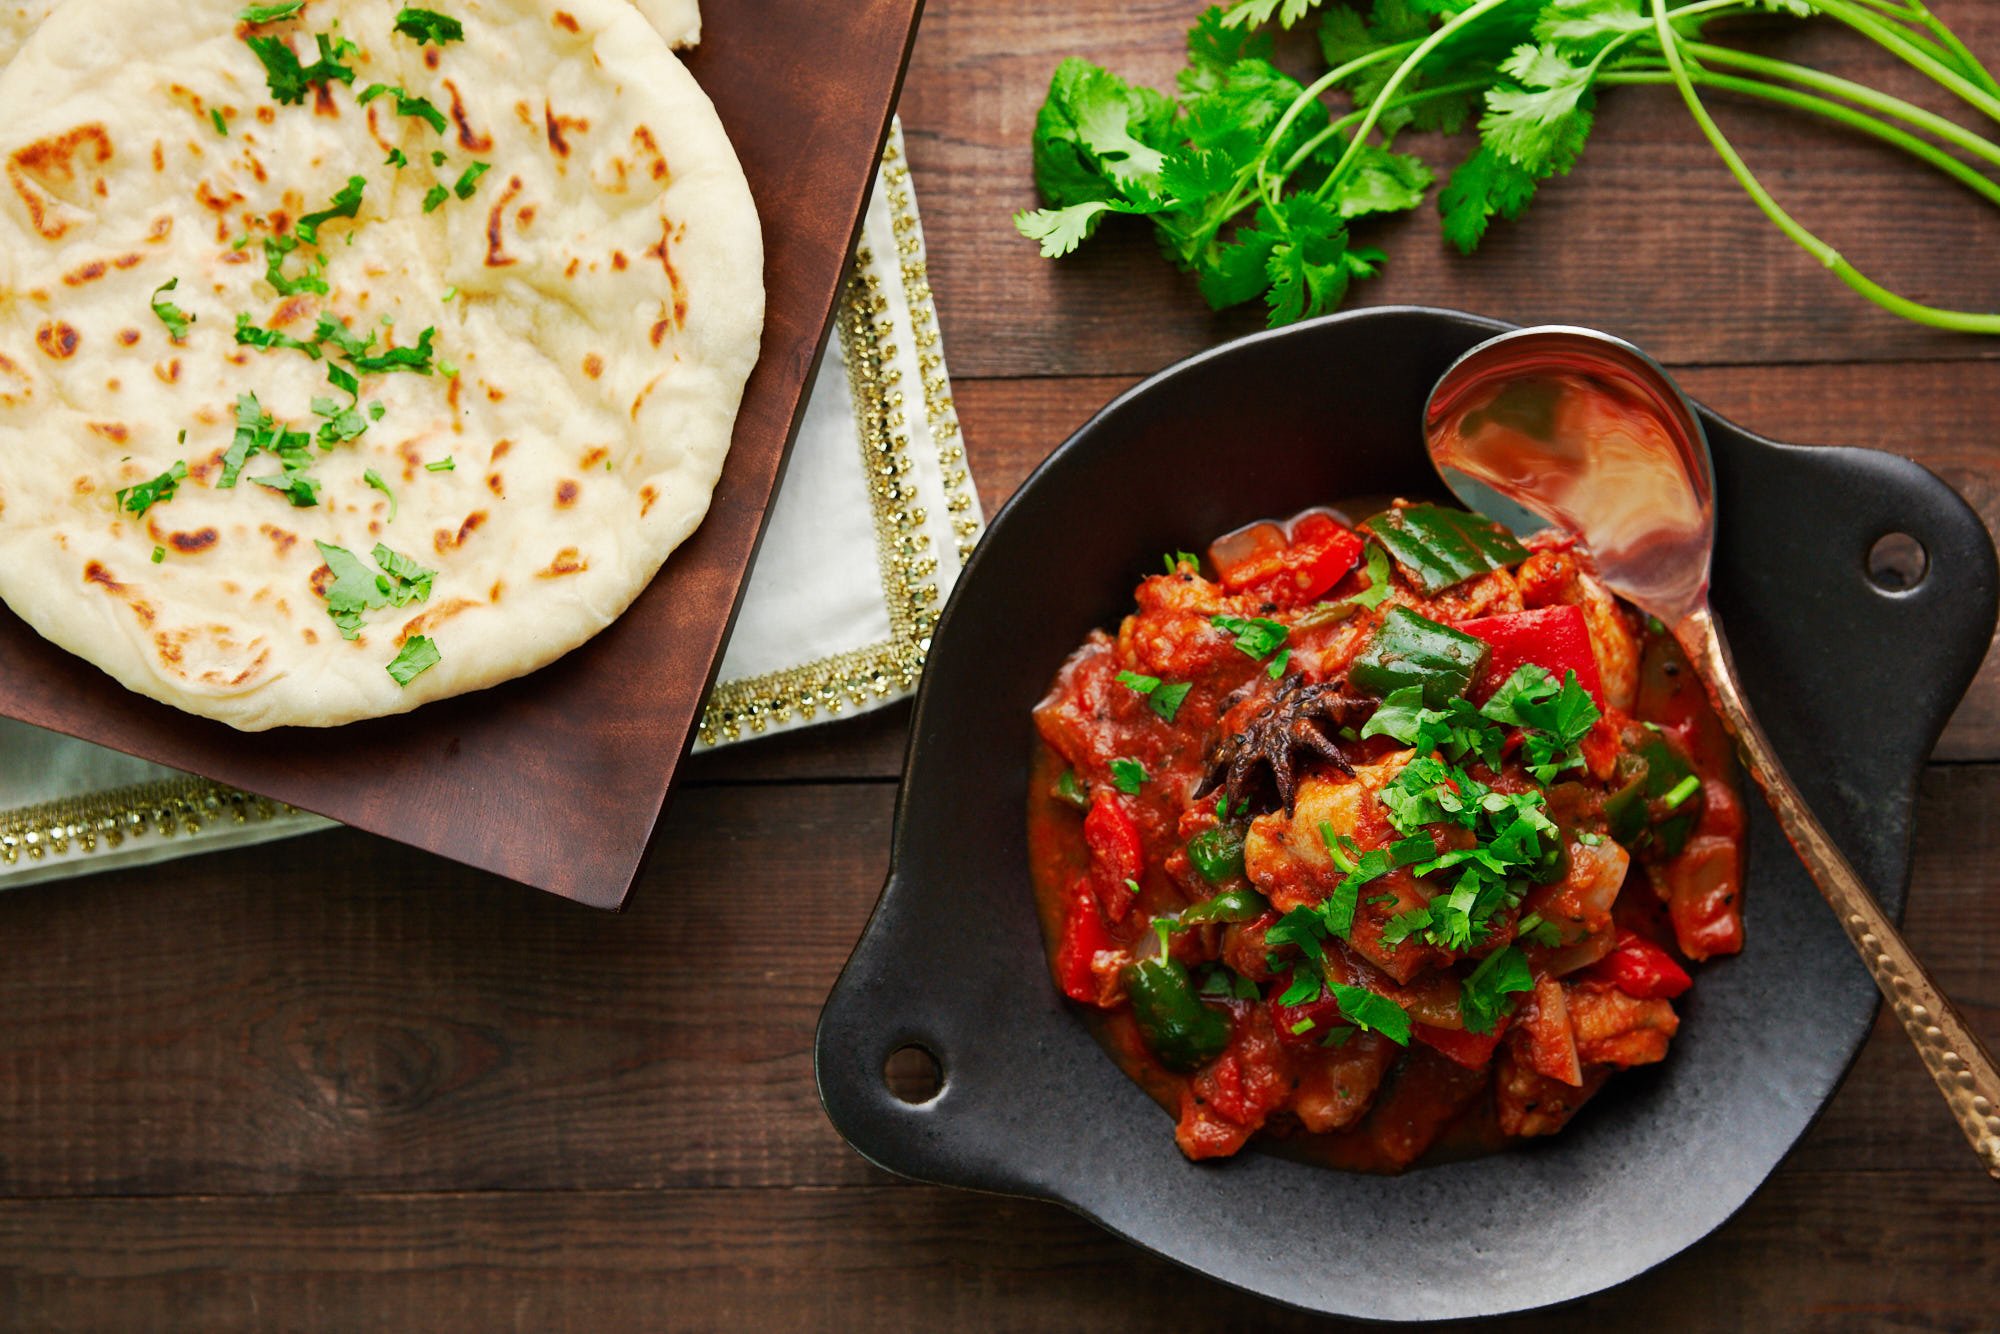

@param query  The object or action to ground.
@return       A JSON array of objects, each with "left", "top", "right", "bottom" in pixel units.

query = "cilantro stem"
[
  {"left": 1315, "top": 0, "right": 1520, "bottom": 196},
  {"left": 1810, "top": 0, "right": 2000, "bottom": 127},
  {"left": 1649, "top": 0, "right": 2000, "bottom": 334},
  {"left": 1280, "top": 78, "right": 1495, "bottom": 183},
  {"left": 1256, "top": 40, "right": 1421, "bottom": 200},
  {"left": 1676, "top": 42, "right": 2000, "bottom": 173},
  {"left": 1602, "top": 68, "right": 2000, "bottom": 210}
]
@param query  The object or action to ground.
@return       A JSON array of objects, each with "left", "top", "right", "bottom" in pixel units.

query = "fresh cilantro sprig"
[
  {"left": 1015, "top": 0, "right": 2000, "bottom": 335},
  {"left": 359, "top": 83, "right": 450, "bottom": 135}
]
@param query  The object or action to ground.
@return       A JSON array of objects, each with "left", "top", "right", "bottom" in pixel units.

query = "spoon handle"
[{"left": 1678, "top": 607, "right": 2000, "bottom": 1179}]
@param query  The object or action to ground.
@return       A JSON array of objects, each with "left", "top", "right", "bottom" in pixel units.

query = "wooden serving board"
[{"left": 0, "top": 0, "right": 926, "bottom": 910}]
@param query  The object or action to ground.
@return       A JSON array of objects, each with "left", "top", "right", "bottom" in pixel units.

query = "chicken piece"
[
  {"left": 1495, "top": 1045, "right": 1611, "bottom": 1137},
  {"left": 1291, "top": 1032, "right": 1398, "bottom": 1133},
  {"left": 1568, "top": 984, "right": 1679, "bottom": 1067},
  {"left": 1242, "top": 754, "right": 1410, "bottom": 913},
  {"left": 1386, "top": 567, "right": 1524, "bottom": 622}
]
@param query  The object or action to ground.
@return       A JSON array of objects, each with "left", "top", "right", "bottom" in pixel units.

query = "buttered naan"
[{"left": 0, "top": 0, "right": 762, "bottom": 729}]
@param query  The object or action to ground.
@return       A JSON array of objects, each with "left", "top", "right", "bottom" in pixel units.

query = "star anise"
[{"left": 1194, "top": 676, "right": 1374, "bottom": 816}]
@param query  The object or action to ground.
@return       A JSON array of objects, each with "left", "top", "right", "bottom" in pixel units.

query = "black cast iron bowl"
[{"left": 814, "top": 306, "right": 1997, "bottom": 1322}]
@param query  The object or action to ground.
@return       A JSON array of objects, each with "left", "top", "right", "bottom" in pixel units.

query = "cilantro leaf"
[
  {"left": 263, "top": 234, "right": 328, "bottom": 297},
  {"left": 1330, "top": 982, "right": 1410, "bottom": 1044},
  {"left": 1110, "top": 758, "right": 1147, "bottom": 794},
  {"left": 1461, "top": 944, "right": 1534, "bottom": 1034},
  {"left": 422, "top": 184, "right": 451, "bottom": 214},
  {"left": 295, "top": 174, "right": 366, "bottom": 245},
  {"left": 149, "top": 278, "right": 195, "bottom": 342},
  {"left": 393, "top": 6, "right": 465, "bottom": 45},
  {"left": 372, "top": 543, "right": 434, "bottom": 605},
  {"left": 387, "top": 635, "right": 441, "bottom": 686},
  {"left": 1330, "top": 144, "right": 1434, "bottom": 219},
  {"left": 358, "top": 83, "right": 450, "bottom": 135},
  {"left": 238, "top": 0, "right": 304, "bottom": 20},
  {"left": 244, "top": 30, "right": 356, "bottom": 106},
  {"left": 453, "top": 161, "right": 491, "bottom": 199},
  {"left": 116, "top": 461, "right": 187, "bottom": 518},
  {"left": 1480, "top": 43, "right": 1597, "bottom": 174},
  {"left": 1031, "top": 58, "right": 1175, "bottom": 209},
  {"left": 1480, "top": 665, "right": 1601, "bottom": 781},
  {"left": 1438, "top": 142, "right": 1541, "bottom": 253},
  {"left": 349, "top": 326, "right": 437, "bottom": 375},
  {"left": 1212, "top": 613, "right": 1288, "bottom": 661},
  {"left": 364, "top": 468, "right": 398, "bottom": 520},
  {"left": 234, "top": 311, "right": 321, "bottom": 358}
]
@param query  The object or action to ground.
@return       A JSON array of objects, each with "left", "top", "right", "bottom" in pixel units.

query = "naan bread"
[
  {"left": 0, "top": 0, "right": 763, "bottom": 730},
  {"left": 0, "top": 0, "right": 701, "bottom": 66}
]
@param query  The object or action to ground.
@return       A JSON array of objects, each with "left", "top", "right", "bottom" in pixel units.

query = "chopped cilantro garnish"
[
  {"left": 1114, "top": 668, "right": 1190, "bottom": 722},
  {"left": 1266, "top": 648, "right": 1291, "bottom": 680},
  {"left": 1360, "top": 685, "right": 1504, "bottom": 769},
  {"left": 1348, "top": 541, "right": 1395, "bottom": 610},
  {"left": 325, "top": 362, "right": 361, "bottom": 398},
  {"left": 1109, "top": 757, "right": 1146, "bottom": 795},
  {"left": 425, "top": 457, "right": 455, "bottom": 472},
  {"left": 430, "top": 149, "right": 447, "bottom": 167},
  {"left": 364, "top": 468, "right": 397, "bottom": 520},
  {"left": 116, "top": 461, "right": 187, "bottom": 517},
  {"left": 149, "top": 278, "right": 195, "bottom": 342},
  {"left": 422, "top": 184, "right": 449, "bottom": 213},
  {"left": 1211, "top": 613, "right": 1287, "bottom": 662},
  {"left": 1162, "top": 549, "right": 1200, "bottom": 575},
  {"left": 238, "top": 0, "right": 305, "bottom": 20},
  {"left": 244, "top": 30, "right": 356, "bottom": 106},
  {"left": 350, "top": 326, "right": 437, "bottom": 375},
  {"left": 393, "top": 6, "right": 465, "bottom": 44},
  {"left": 1480, "top": 666, "right": 1601, "bottom": 782},
  {"left": 262, "top": 234, "right": 328, "bottom": 296},
  {"left": 1148, "top": 680, "right": 1191, "bottom": 722},
  {"left": 385, "top": 147, "right": 409, "bottom": 168},
  {"left": 1461, "top": 945, "right": 1534, "bottom": 1035},
  {"left": 251, "top": 472, "right": 321, "bottom": 507},
  {"left": 1330, "top": 983, "right": 1411, "bottom": 1045},
  {"left": 151, "top": 545, "right": 166, "bottom": 564},
  {"left": 234, "top": 311, "right": 320, "bottom": 358},
  {"left": 311, "top": 394, "right": 370, "bottom": 448},
  {"left": 386, "top": 635, "right": 441, "bottom": 686},
  {"left": 295, "top": 175, "right": 366, "bottom": 245},
  {"left": 372, "top": 543, "right": 434, "bottom": 604},
  {"left": 210, "top": 108, "right": 228, "bottom": 136},
  {"left": 315, "top": 540, "right": 432, "bottom": 640},
  {"left": 1515, "top": 912, "right": 1562, "bottom": 949},
  {"left": 358, "top": 83, "right": 449, "bottom": 134},
  {"left": 453, "top": 161, "right": 491, "bottom": 199}
]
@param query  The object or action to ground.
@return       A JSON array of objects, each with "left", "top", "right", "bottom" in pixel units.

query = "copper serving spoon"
[{"left": 1422, "top": 325, "right": 2000, "bottom": 1178}]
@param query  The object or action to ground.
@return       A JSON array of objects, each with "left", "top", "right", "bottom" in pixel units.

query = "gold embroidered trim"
[
  {"left": 0, "top": 777, "right": 288, "bottom": 868},
  {"left": 697, "top": 250, "right": 941, "bottom": 744},
  {"left": 881, "top": 129, "right": 983, "bottom": 566},
  {"left": 696, "top": 127, "right": 976, "bottom": 746}
]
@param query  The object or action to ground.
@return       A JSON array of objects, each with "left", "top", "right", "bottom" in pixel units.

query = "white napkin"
[{"left": 0, "top": 120, "right": 980, "bottom": 886}]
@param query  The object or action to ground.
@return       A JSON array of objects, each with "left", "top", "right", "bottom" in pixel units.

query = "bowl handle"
[{"left": 814, "top": 870, "right": 981, "bottom": 1187}]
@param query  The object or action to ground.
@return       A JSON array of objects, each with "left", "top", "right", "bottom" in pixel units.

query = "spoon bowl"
[{"left": 1423, "top": 324, "right": 2000, "bottom": 1179}]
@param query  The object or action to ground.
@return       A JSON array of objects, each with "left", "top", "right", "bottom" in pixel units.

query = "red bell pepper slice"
[
  {"left": 1270, "top": 987, "right": 1343, "bottom": 1049},
  {"left": 1588, "top": 930, "right": 1693, "bottom": 1000},
  {"left": 1454, "top": 604, "right": 1605, "bottom": 707},
  {"left": 1083, "top": 794, "right": 1144, "bottom": 922},
  {"left": 1413, "top": 1020, "right": 1507, "bottom": 1070},
  {"left": 1054, "top": 876, "right": 1116, "bottom": 1005},
  {"left": 1211, "top": 512, "right": 1364, "bottom": 609}
]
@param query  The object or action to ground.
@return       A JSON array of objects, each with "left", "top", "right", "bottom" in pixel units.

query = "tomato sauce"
[{"left": 1027, "top": 503, "right": 1745, "bottom": 1173}]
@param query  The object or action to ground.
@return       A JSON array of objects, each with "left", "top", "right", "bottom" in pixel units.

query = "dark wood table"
[{"left": 4, "top": 3, "right": 1997, "bottom": 1327}]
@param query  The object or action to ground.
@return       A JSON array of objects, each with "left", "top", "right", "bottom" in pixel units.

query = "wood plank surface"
[{"left": 7, "top": 0, "right": 2000, "bottom": 1326}]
